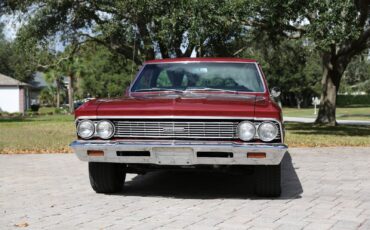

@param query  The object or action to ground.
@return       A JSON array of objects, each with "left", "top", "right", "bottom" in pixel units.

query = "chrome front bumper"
[{"left": 70, "top": 140, "right": 287, "bottom": 165}]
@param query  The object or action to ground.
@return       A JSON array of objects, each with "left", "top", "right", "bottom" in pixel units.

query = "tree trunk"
[
  {"left": 315, "top": 54, "right": 342, "bottom": 126},
  {"left": 68, "top": 74, "right": 74, "bottom": 113},
  {"left": 158, "top": 42, "right": 170, "bottom": 58},
  {"left": 315, "top": 74, "right": 338, "bottom": 125},
  {"left": 56, "top": 81, "right": 60, "bottom": 108}
]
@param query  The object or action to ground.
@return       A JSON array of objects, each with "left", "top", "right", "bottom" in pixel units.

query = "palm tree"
[
  {"left": 59, "top": 57, "right": 86, "bottom": 113},
  {"left": 44, "top": 69, "right": 65, "bottom": 108}
]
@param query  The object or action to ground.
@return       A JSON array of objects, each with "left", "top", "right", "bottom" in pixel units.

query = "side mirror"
[{"left": 270, "top": 87, "right": 281, "bottom": 98}]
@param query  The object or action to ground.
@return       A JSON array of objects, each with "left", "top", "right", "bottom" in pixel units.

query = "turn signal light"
[
  {"left": 247, "top": 152, "right": 266, "bottom": 158},
  {"left": 87, "top": 150, "right": 104, "bottom": 156}
]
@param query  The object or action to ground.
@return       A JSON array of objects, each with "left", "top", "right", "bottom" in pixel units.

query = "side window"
[
  {"left": 138, "top": 68, "right": 154, "bottom": 89},
  {"left": 157, "top": 70, "right": 172, "bottom": 87}
]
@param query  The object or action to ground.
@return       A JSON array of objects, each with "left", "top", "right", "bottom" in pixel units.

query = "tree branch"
[
  {"left": 37, "top": 43, "right": 81, "bottom": 71},
  {"left": 237, "top": 18, "right": 306, "bottom": 39},
  {"left": 337, "top": 28, "right": 370, "bottom": 58},
  {"left": 79, "top": 33, "right": 143, "bottom": 64},
  {"left": 233, "top": 46, "right": 249, "bottom": 56}
]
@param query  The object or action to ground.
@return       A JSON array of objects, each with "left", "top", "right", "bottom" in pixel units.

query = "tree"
[
  {"left": 44, "top": 69, "right": 65, "bottom": 108},
  {"left": 57, "top": 55, "right": 85, "bottom": 113},
  {"left": 0, "top": 23, "right": 35, "bottom": 82},
  {"left": 3, "top": 0, "right": 247, "bottom": 64},
  {"left": 75, "top": 43, "right": 134, "bottom": 98},
  {"left": 238, "top": 37, "right": 322, "bottom": 108},
  {"left": 2, "top": 0, "right": 249, "bottom": 113},
  {"left": 340, "top": 51, "right": 370, "bottom": 94},
  {"left": 4, "top": 1, "right": 370, "bottom": 124},
  {"left": 39, "top": 86, "right": 57, "bottom": 106},
  {"left": 0, "top": 23, "right": 15, "bottom": 77},
  {"left": 235, "top": 0, "right": 370, "bottom": 125}
]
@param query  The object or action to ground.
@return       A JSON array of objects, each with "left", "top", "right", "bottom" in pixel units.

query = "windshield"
[{"left": 131, "top": 62, "right": 265, "bottom": 92}]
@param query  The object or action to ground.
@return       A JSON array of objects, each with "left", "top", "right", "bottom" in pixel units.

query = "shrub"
[
  {"left": 54, "top": 107, "right": 68, "bottom": 114},
  {"left": 25, "top": 111, "right": 35, "bottom": 117},
  {"left": 337, "top": 95, "right": 370, "bottom": 107},
  {"left": 30, "top": 104, "right": 40, "bottom": 112}
]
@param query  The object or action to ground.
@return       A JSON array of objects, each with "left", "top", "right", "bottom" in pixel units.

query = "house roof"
[
  {"left": 0, "top": 73, "right": 29, "bottom": 86},
  {"left": 29, "top": 72, "right": 49, "bottom": 89}
]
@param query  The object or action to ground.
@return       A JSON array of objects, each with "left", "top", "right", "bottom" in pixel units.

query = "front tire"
[
  {"left": 254, "top": 164, "right": 281, "bottom": 197},
  {"left": 89, "top": 162, "right": 126, "bottom": 193}
]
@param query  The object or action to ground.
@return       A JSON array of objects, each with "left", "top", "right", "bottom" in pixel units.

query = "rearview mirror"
[{"left": 270, "top": 87, "right": 281, "bottom": 98}]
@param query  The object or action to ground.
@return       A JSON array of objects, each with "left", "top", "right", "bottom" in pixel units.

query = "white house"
[{"left": 0, "top": 73, "right": 30, "bottom": 113}]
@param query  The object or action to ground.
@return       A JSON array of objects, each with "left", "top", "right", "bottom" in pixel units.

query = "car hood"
[{"left": 91, "top": 93, "right": 258, "bottom": 118}]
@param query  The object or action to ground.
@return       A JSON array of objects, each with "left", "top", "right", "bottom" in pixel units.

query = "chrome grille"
[
  {"left": 112, "top": 120, "right": 281, "bottom": 140},
  {"left": 114, "top": 121, "right": 238, "bottom": 139}
]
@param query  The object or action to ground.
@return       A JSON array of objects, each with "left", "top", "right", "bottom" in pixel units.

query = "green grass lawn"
[
  {"left": 1, "top": 113, "right": 370, "bottom": 153},
  {"left": 38, "top": 106, "right": 58, "bottom": 114},
  {"left": 285, "top": 123, "right": 370, "bottom": 147},
  {"left": 283, "top": 107, "right": 370, "bottom": 121},
  {"left": 0, "top": 115, "right": 75, "bottom": 153}
]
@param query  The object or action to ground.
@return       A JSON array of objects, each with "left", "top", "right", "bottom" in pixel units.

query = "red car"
[{"left": 71, "top": 58, "right": 287, "bottom": 197}]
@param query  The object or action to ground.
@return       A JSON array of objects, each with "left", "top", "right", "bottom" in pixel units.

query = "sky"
[{"left": 0, "top": 15, "right": 20, "bottom": 41}]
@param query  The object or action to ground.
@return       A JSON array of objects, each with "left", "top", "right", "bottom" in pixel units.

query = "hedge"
[{"left": 337, "top": 95, "right": 370, "bottom": 107}]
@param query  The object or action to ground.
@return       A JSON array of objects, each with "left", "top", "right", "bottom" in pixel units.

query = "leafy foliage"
[
  {"left": 0, "top": 23, "right": 38, "bottom": 82},
  {"left": 0, "top": 23, "right": 15, "bottom": 77},
  {"left": 3, "top": 0, "right": 250, "bottom": 63},
  {"left": 239, "top": 38, "right": 322, "bottom": 107},
  {"left": 1, "top": 0, "right": 370, "bottom": 120},
  {"left": 74, "top": 43, "right": 135, "bottom": 98},
  {"left": 239, "top": 0, "right": 370, "bottom": 124},
  {"left": 337, "top": 95, "right": 370, "bottom": 107},
  {"left": 341, "top": 54, "right": 370, "bottom": 94}
]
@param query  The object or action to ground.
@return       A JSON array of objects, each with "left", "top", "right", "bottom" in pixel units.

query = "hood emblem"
[{"left": 162, "top": 127, "right": 185, "bottom": 133}]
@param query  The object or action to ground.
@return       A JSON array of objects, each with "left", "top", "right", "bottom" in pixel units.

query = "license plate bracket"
[{"left": 152, "top": 147, "right": 194, "bottom": 165}]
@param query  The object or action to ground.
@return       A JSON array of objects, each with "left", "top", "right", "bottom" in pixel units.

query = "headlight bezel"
[
  {"left": 237, "top": 121, "right": 256, "bottom": 141},
  {"left": 96, "top": 120, "right": 115, "bottom": 139},
  {"left": 257, "top": 121, "right": 279, "bottom": 142},
  {"left": 77, "top": 120, "right": 95, "bottom": 139}
]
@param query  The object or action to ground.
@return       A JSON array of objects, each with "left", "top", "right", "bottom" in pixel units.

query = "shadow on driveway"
[{"left": 117, "top": 152, "right": 302, "bottom": 199}]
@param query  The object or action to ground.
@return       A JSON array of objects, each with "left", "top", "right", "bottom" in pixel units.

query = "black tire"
[
  {"left": 254, "top": 164, "right": 281, "bottom": 197},
  {"left": 88, "top": 162, "right": 126, "bottom": 193}
]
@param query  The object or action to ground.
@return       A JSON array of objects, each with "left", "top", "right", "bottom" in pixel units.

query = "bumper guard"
[{"left": 70, "top": 140, "right": 287, "bottom": 166}]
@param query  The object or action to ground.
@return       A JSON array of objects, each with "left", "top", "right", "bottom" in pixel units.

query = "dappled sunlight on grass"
[
  {"left": 0, "top": 115, "right": 75, "bottom": 153},
  {"left": 1, "top": 115, "right": 369, "bottom": 153},
  {"left": 0, "top": 114, "right": 74, "bottom": 123},
  {"left": 283, "top": 107, "right": 370, "bottom": 121},
  {"left": 285, "top": 122, "right": 370, "bottom": 147}
]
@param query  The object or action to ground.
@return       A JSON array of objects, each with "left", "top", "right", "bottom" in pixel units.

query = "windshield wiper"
[
  {"left": 185, "top": 87, "right": 238, "bottom": 93},
  {"left": 134, "top": 88, "right": 183, "bottom": 93},
  {"left": 135, "top": 87, "right": 239, "bottom": 93}
]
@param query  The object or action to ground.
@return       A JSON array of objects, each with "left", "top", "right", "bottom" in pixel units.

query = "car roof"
[{"left": 144, "top": 57, "right": 257, "bottom": 64}]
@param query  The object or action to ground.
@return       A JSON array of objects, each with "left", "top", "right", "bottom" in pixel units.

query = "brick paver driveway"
[{"left": 1, "top": 147, "right": 370, "bottom": 230}]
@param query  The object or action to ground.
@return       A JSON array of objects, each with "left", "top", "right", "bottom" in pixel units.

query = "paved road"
[
  {"left": 1, "top": 148, "right": 370, "bottom": 230},
  {"left": 284, "top": 117, "right": 370, "bottom": 126}
]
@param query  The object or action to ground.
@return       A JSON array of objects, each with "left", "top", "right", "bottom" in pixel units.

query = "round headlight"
[
  {"left": 77, "top": 120, "right": 95, "bottom": 139},
  {"left": 258, "top": 122, "right": 278, "bottom": 142},
  {"left": 237, "top": 121, "right": 256, "bottom": 141},
  {"left": 96, "top": 120, "right": 115, "bottom": 139}
]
